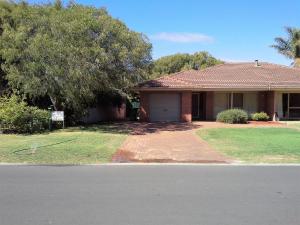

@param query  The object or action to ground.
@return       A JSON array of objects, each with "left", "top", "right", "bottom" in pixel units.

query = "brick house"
[{"left": 134, "top": 61, "right": 300, "bottom": 122}]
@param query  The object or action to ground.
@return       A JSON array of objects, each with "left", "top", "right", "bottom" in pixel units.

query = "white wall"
[
  {"left": 213, "top": 92, "right": 228, "bottom": 118},
  {"left": 243, "top": 92, "right": 258, "bottom": 115}
]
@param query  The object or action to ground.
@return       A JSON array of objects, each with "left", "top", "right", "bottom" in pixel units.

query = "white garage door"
[{"left": 149, "top": 93, "right": 180, "bottom": 122}]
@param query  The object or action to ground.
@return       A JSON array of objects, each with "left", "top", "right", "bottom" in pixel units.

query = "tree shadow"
[
  {"left": 65, "top": 123, "right": 132, "bottom": 134},
  {"left": 65, "top": 122, "right": 202, "bottom": 135}
]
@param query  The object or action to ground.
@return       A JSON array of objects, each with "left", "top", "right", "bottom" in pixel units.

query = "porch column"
[
  {"left": 205, "top": 91, "right": 214, "bottom": 121},
  {"left": 181, "top": 92, "right": 192, "bottom": 122},
  {"left": 139, "top": 91, "right": 150, "bottom": 122}
]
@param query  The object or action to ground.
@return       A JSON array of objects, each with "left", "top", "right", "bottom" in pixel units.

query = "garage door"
[{"left": 149, "top": 93, "right": 180, "bottom": 122}]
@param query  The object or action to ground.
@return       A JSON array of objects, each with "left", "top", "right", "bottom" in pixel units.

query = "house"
[
  {"left": 134, "top": 61, "right": 300, "bottom": 122},
  {"left": 81, "top": 91, "right": 127, "bottom": 123}
]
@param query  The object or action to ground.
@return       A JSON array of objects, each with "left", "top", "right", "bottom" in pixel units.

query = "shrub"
[
  {"left": 216, "top": 109, "right": 248, "bottom": 124},
  {"left": 251, "top": 112, "right": 270, "bottom": 121},
  {"left": 0, "top": 95, "right": 50, "bottom": 133}
]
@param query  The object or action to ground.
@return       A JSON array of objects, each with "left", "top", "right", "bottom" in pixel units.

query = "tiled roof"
[{"left": 136, "top": 62, "right": 300, "bottom": 90}]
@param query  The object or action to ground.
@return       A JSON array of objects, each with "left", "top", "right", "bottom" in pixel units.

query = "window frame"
[{"left": 228, "top": 92, "right": 244, "bottom": 109}]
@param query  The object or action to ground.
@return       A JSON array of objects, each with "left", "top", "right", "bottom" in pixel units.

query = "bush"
[
  {"left": 216, "top": 109, "right": 248, "bottom": 124},
  {"left": 251, "top": 112, "right": 270, "bottom": 121},
  {"left": 0, "top": 95, "right": 50, "bottom": 133}
]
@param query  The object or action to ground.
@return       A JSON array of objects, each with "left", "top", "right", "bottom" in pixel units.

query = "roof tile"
[{"left": 137, "top": 62, "right": 300, "bottom": 90}]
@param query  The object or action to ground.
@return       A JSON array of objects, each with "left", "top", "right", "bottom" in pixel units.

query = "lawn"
[
  {"left": 197, "top": 127, "right": 300, "bottom": 163},
  {"left": 285, "top": 121, "right": 300, "bottom": 130},
  {"left": 0, "top": 124, "right": 128, "bottom": 164}
]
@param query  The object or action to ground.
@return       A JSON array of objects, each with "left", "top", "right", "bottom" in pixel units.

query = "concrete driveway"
[{"left": 112, "top": 122, "right": 231, "bottom": 163}]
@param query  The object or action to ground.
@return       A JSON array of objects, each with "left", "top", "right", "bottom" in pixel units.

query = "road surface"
[{"left": 0, "top": 165, "right": 299, "bottom": 225}]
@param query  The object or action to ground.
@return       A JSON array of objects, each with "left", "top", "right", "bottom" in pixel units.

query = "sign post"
[{"left": 51, "top": 111, "right": 65, "bottom": 129}]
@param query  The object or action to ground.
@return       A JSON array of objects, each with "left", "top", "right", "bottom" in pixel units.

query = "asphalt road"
[{"left": 0, "top": 165, "right": 299, "bottom": 225}]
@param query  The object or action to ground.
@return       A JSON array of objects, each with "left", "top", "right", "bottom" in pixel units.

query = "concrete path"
[
  {"left": 113, "top": 122, "right": 231, "bottom": 163},
  {"left": 0, "top": 165, "right": 299, "bottom": 225}
]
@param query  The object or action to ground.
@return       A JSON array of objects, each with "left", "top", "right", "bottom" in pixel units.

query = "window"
[
  {"left": 282, "top": 93, "right": 300, "bottom": 118},
  {"left": 289, "top": 94, "right": 300, "bottom": 107},
  {"left": 228, "top": 93, "right": 243, "bottom": 109}
]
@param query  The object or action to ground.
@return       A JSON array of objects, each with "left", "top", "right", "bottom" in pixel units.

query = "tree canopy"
[
  {"left": 151, "top": 51, "right": 223, "bottom": 78},
  {"left": 271, "top": 27, "right": 300, "bottom": 67},
  {"left": 0, "top": 1, "right": 152, "bottom": 114}
]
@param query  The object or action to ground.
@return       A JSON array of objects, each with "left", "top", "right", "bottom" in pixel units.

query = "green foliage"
[
  {"left": 271, "top": 27, "right": 300, "bottom": 67},
  {"left": 0, "top": 95, "right": 50, "bottom": 133},
  {"left": 0, "top": 1, "right": 152, "bottom": 117},
  {"left": 216, "top": 109, "right": 248, "bottom": 124},
  {"left": 251, "top": 112, "right": 270, "bottom": 121},
  {"left": 151, "top": 51, "right": 223, "bottom": 78}
]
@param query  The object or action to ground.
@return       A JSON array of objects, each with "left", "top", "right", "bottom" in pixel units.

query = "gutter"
[{"left": 133, "top": 84, "right": 300, "bottom": 92}]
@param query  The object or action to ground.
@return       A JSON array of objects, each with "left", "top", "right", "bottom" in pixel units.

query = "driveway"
[
  {"left": 112, "top": 122, "right": 231, "bottom": 163},
  {"left": 0, "top": 165, "right": 299, "bottom": 225}
]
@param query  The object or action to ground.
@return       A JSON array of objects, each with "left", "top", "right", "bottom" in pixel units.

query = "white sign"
[
  {"left": 132, "top": 102, "right": 140, "bottom": 109},
  {"left": 51, "top": 111, "right": 64, "bottom": 121}
]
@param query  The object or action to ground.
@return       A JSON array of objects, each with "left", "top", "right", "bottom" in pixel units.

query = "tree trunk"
[{"left": 49, "top": 95, "right": 59, "bottom": 110}]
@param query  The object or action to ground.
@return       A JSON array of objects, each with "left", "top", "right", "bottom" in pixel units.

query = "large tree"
[
  {"left": 0, "top": 1, "right": 12, "bottom": 95},
  {"left": 271, "top": 27, "right": 300, "bottom": 67},
  {"left": 151, "top": 51, "right": 222, "bottom": 78},
  {"left": 0, "top": 1, "right": 152, "bottom": 115}
]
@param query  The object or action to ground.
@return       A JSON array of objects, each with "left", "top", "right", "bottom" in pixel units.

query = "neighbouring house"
[
  {"left": 81, "top": 92, "right": 126, "bottom": 123},
  {"left": 81, "top": 104, "right": 126, "bottom": 123},
  {"left": 134, "top": 61, "right": 300, "bottom": 122}
]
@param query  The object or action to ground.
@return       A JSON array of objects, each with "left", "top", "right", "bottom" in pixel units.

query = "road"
[{"left": 0, "top": 165, "right": 299, "bottom": 225}]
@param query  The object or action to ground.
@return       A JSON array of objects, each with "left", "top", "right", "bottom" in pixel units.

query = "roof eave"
[{"left": 133, "top": 86, "right": 300, "bottom": 92}]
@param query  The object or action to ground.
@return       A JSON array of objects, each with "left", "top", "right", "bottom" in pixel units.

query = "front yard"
[
  {"left": 0, "top": 124, "right": 128, "bottom": 164},
  {"left": 2, "top": 122, "right": 300, "bottom": 164},
  {"left": 197, "top": 126, "right": 300, "bottom": 163}
]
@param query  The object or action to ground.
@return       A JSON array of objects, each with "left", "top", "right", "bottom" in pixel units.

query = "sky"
[{"left": 28, "top": 0, "right": 300, "bottom": 65}]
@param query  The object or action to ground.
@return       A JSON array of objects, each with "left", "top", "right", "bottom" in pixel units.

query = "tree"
[
  {"left": 0, "top": 0, "right": 13, "bottom": 95},
  {"left": 151, "top": 51, "right": 222, "bottom": 78},
  {"left": 152, "top": 53, "right": 190, "bottom": 75},
  {"left": 0, "top": 1, "right": 152, "bottom": 117},
  {"left": 54, "top": 0, "right": 63, "bottom": 10},
  {"left": 271, "top": 27, "right": 300, "bottom": 67}
]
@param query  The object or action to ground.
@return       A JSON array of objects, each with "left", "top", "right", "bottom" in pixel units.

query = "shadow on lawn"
[{"left": 66, "top": 122, "right": 202, "bottom": 135}]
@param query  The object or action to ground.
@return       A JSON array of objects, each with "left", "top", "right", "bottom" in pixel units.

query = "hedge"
[
  {"left": 0, "top": 95, "right": 50, "bottom": 133},
  {"left": 216, "top": 109, "right": 248, "bottom": 124}
]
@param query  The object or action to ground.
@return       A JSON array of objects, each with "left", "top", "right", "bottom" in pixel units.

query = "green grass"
[
  {"left": 0, "top": 124, "right": 128, "bottom": 164},
  {"left": 197, "top": 127, "right": 300, "bottom": 163}
]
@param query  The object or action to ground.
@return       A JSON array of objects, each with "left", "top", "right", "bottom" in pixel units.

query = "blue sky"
[{"left": 29, "top": 0, "right": 300, "bottom": 65}]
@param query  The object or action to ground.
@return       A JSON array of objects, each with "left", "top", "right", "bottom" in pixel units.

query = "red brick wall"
[
  {"left": 181, "top": 92, "right": 192, "bottom": 122},
  {"left": 139, "top": 91, "right": 149, "bottom": 122},
  {"left": 205, "top": 92, "right": 214, "bottom": 120},
  {"left": 266, "top": 91, "right": 276, "bottom": 119}
]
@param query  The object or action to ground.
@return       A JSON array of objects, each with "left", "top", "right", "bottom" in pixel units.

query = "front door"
[{"left": 192, "top": 93, "right": 206, "bottom": 120}]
